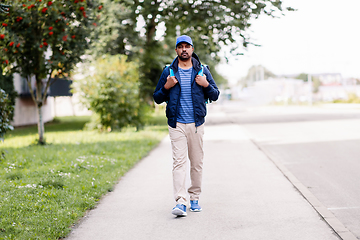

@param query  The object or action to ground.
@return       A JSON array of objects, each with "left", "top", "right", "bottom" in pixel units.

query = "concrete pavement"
[{"left": 66, "top": 106, "right": 342, "bottom": 240}]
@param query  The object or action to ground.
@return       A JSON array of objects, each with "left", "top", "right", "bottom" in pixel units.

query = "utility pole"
[{"left": 308, "top": 74, "right": 312, "bottom": 106}]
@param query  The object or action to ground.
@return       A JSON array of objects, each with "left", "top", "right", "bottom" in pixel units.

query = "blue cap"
[{"left": 176, "top": 35, "right": 193, "bottom": 48}]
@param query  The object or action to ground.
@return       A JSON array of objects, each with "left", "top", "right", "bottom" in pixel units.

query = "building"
[{"left": 11, "top": 74, "right": 90, "bottom": 127}]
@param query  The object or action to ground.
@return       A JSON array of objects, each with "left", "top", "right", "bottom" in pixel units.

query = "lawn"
[{"left": 0, "top": 114, "right": 168, "bottom": 239}]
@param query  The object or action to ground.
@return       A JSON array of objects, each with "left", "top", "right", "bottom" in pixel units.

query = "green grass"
[{"left": 0, "top": 113, "right": 168, "bottom": 239}]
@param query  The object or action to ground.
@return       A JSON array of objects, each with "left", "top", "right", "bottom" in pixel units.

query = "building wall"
[
  {"left": 11, "top": 73, "right": 91, "bottom": 126},
  {"left": 50, "top": 95, "right": 91, "bottom": 117},
  {"left": 11, "top": 73, "right": 54, "bottom": 127},
  {"left": 12, "top": 97, "right": 53, "bottom": 127}
]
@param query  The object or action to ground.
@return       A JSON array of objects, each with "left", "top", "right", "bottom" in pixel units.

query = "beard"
[{"left": 178, "top": 52, "right": 191, "bottom": 61}]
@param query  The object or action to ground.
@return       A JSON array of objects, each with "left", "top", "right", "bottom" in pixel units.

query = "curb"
[{"left": 249, "top": 138, "right": 357, "bottom": 240}]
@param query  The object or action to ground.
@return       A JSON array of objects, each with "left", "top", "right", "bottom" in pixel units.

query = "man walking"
[{"left": 153, "top": 35, "right": 220, "bottom": 217}]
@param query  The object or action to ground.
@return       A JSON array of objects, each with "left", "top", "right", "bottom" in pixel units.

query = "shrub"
[
  {"left": 73, "top": 55, "right": 148, "bottom": 131},
  {"left": 0, "top": 89, "right": 14, "bottom": 141},
  {"left": 0, "top": 88, "right": 14, "bottom": 159},
  {"left": 0, "top": 69, "right": 17, "bottom": 121},
  {"left": 333, "top": 93, "right": 360, "bottom": 103}
]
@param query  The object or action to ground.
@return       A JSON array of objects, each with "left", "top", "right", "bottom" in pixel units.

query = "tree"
[
  {"left": 73, "top": 55, "right": 147, "bottom": 131},
  {"left": 0, "top": 0, "right": 102, "bottom": 144},
  {"left": 296, "top": 73, "right": 308, "bottom": 82},
  {"left": 89, "top": 0, "right": 139, "bottom": 59},
  {"left": 296, "top": 73, "right": 321, "bottom": 93},
  {"left": 124, "top": 0, "right": 293, "bottom": 100},
  {"left": 243, "top": 65, "right": 276, "bottom": 83}
]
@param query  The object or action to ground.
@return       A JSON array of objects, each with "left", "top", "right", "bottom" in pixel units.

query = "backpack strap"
[
  {"left": 198, "top": 65, "right": 204, "bottom": 76},
  {"left": 166, "top": 64, "right": 207, "bottom": 77},
  {"left": 164, "top": 65, "right": 175, "bottom": 77},
  {"left": 199, "top": 64, "right": 212, "bottom": 104}
]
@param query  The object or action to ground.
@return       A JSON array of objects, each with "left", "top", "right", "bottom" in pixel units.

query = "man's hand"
[
  {"left": 164, "top": 75, "right": 178, "bottom": 90},
  {"left": 195, "top": 75, "right": 209, "bottom": 87}
]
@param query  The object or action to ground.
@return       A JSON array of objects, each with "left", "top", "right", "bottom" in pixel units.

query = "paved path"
[{"left": 66, "top": 107, "right": 341, "bottom": 240}]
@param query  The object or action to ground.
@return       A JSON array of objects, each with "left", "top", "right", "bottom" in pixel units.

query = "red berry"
[
  {"left": 98, "top": 5, "right": 103, "bottom": 10},
  {"left": 47, "top": 1, "right": 53, "bottom": 6},
  {"left": 2, "top": 23, "right": 8, "bottom": 27},
  {"left": 71, "top": 35, "right": 76, "bottom": 39},
  {"left": 49, "top": 26, "right": 53, "bottom": 30},
  {"left": 0, "top": 34, "right": 4, "bottom": 39},
  {"left": 23, "top": 4, "right": 26, "bottom": 7},
  {"left": 44, "top": 42, "right": 48, "bottom": 46},
  {"left": 49, "top": 32, "right": 53, "bottom": 35},
  {"left": 74, "top": 0, "right": 79, "bottom": 3},
  {"left": 16, "top": 43, "right": 20, "bottom": 48},
  {"left": 79, "top": 6, "right": 84, "bottom": 11},
  {"left": 9, "top": 42, "right": 14, "bottom": 47},
  {"left": 5, "top": 60, "right": 9, "bottom": 64},
  {"left": 40, "top": 44, "right": 43, "bottom": 48},
  {"left": 62, "top": 35, "right": 68, "bottom": 41},
  {"left": 42, "top": 7, "right": 48, "bottom": 13}
]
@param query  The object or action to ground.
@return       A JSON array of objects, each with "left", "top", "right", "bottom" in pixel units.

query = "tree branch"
[
  {"left": 42, "top": 69, "right": 54, "bottom": 104},
  {"left": 26, "top": 76, "right": 37, "bottom": 104}
]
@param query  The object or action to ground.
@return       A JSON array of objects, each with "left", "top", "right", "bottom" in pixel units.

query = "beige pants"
[{"left": 168, "top": 122, "right": 205, "bottom": 205}]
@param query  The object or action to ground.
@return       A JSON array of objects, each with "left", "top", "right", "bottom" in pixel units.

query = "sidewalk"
[{"left": 66, "top": 109, "right": 340, "bottom": 240}]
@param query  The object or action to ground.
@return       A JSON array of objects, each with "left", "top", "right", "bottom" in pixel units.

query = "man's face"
[{"left": 175, "top": 42, "right": 193, "bottom": 61}]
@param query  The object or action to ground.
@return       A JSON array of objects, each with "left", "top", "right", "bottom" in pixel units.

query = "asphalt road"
[{"left": 207, "top": 101, "right": 360, "bottom": 239}]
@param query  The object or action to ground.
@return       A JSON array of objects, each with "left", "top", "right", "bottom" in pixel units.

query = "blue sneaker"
[
  {"left": 172, "top": 204, "right": 187, "bottom": 217},
  {"left": 190, "top": 200, "right": 202, "bottom": 212}
]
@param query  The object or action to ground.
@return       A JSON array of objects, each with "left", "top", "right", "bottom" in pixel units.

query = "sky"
[{"left": 216, "top": 0, "right": 360, "bottom": 85}]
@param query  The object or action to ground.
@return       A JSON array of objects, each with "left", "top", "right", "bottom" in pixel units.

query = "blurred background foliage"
[
  {"left": 89, "top": 0, "right": 291, "bottom": 100},
  {"left": 1, "top": 0, "right": 290, "bottom": 132}
]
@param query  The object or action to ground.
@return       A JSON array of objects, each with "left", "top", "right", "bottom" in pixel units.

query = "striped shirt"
[{"left": 177, "top": 67, "right": 194, "bottom": 124}]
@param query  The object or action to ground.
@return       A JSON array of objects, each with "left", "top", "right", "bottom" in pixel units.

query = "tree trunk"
[
  {"left": 36, "top": 102, "right": 45, "bottom": 145},
  {"left": 36, "top": 77, "right": 45, "bottom": 145}
]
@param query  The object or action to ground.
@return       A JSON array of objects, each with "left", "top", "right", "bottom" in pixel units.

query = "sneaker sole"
[
  {"left": 172, "top": 208, "right": 187, "bottom": 216},
  {"left": 190, "top": 208, "right": 202, "bottom": 212}
]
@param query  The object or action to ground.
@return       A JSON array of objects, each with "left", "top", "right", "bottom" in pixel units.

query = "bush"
[
  {"left": 0, "top": 88, "right": 14, "bottom": 159},
  {"left": 0, "top": 89, "right": 14, "bottom": 142},
  {"left": 0, "top": 69, "right": 17, "bottom": 121},
  {"left": 333, "top": 93, "right": 360, "bottom": 103},
  {"left": 73, "top": 55, "right": 149, "bottom": 131}
]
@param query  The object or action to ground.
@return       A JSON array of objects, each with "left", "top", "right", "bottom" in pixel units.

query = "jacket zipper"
[
  {"left": 174, "top": 68, "right": 180, "bottom": 126},
  {"left": 191, "top": 69, "right": 197, "bottom": 133}
]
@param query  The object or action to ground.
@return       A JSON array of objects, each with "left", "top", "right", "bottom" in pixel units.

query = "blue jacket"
[{"left": 153, "top": 54, "right": 220, "bottom": 128}]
